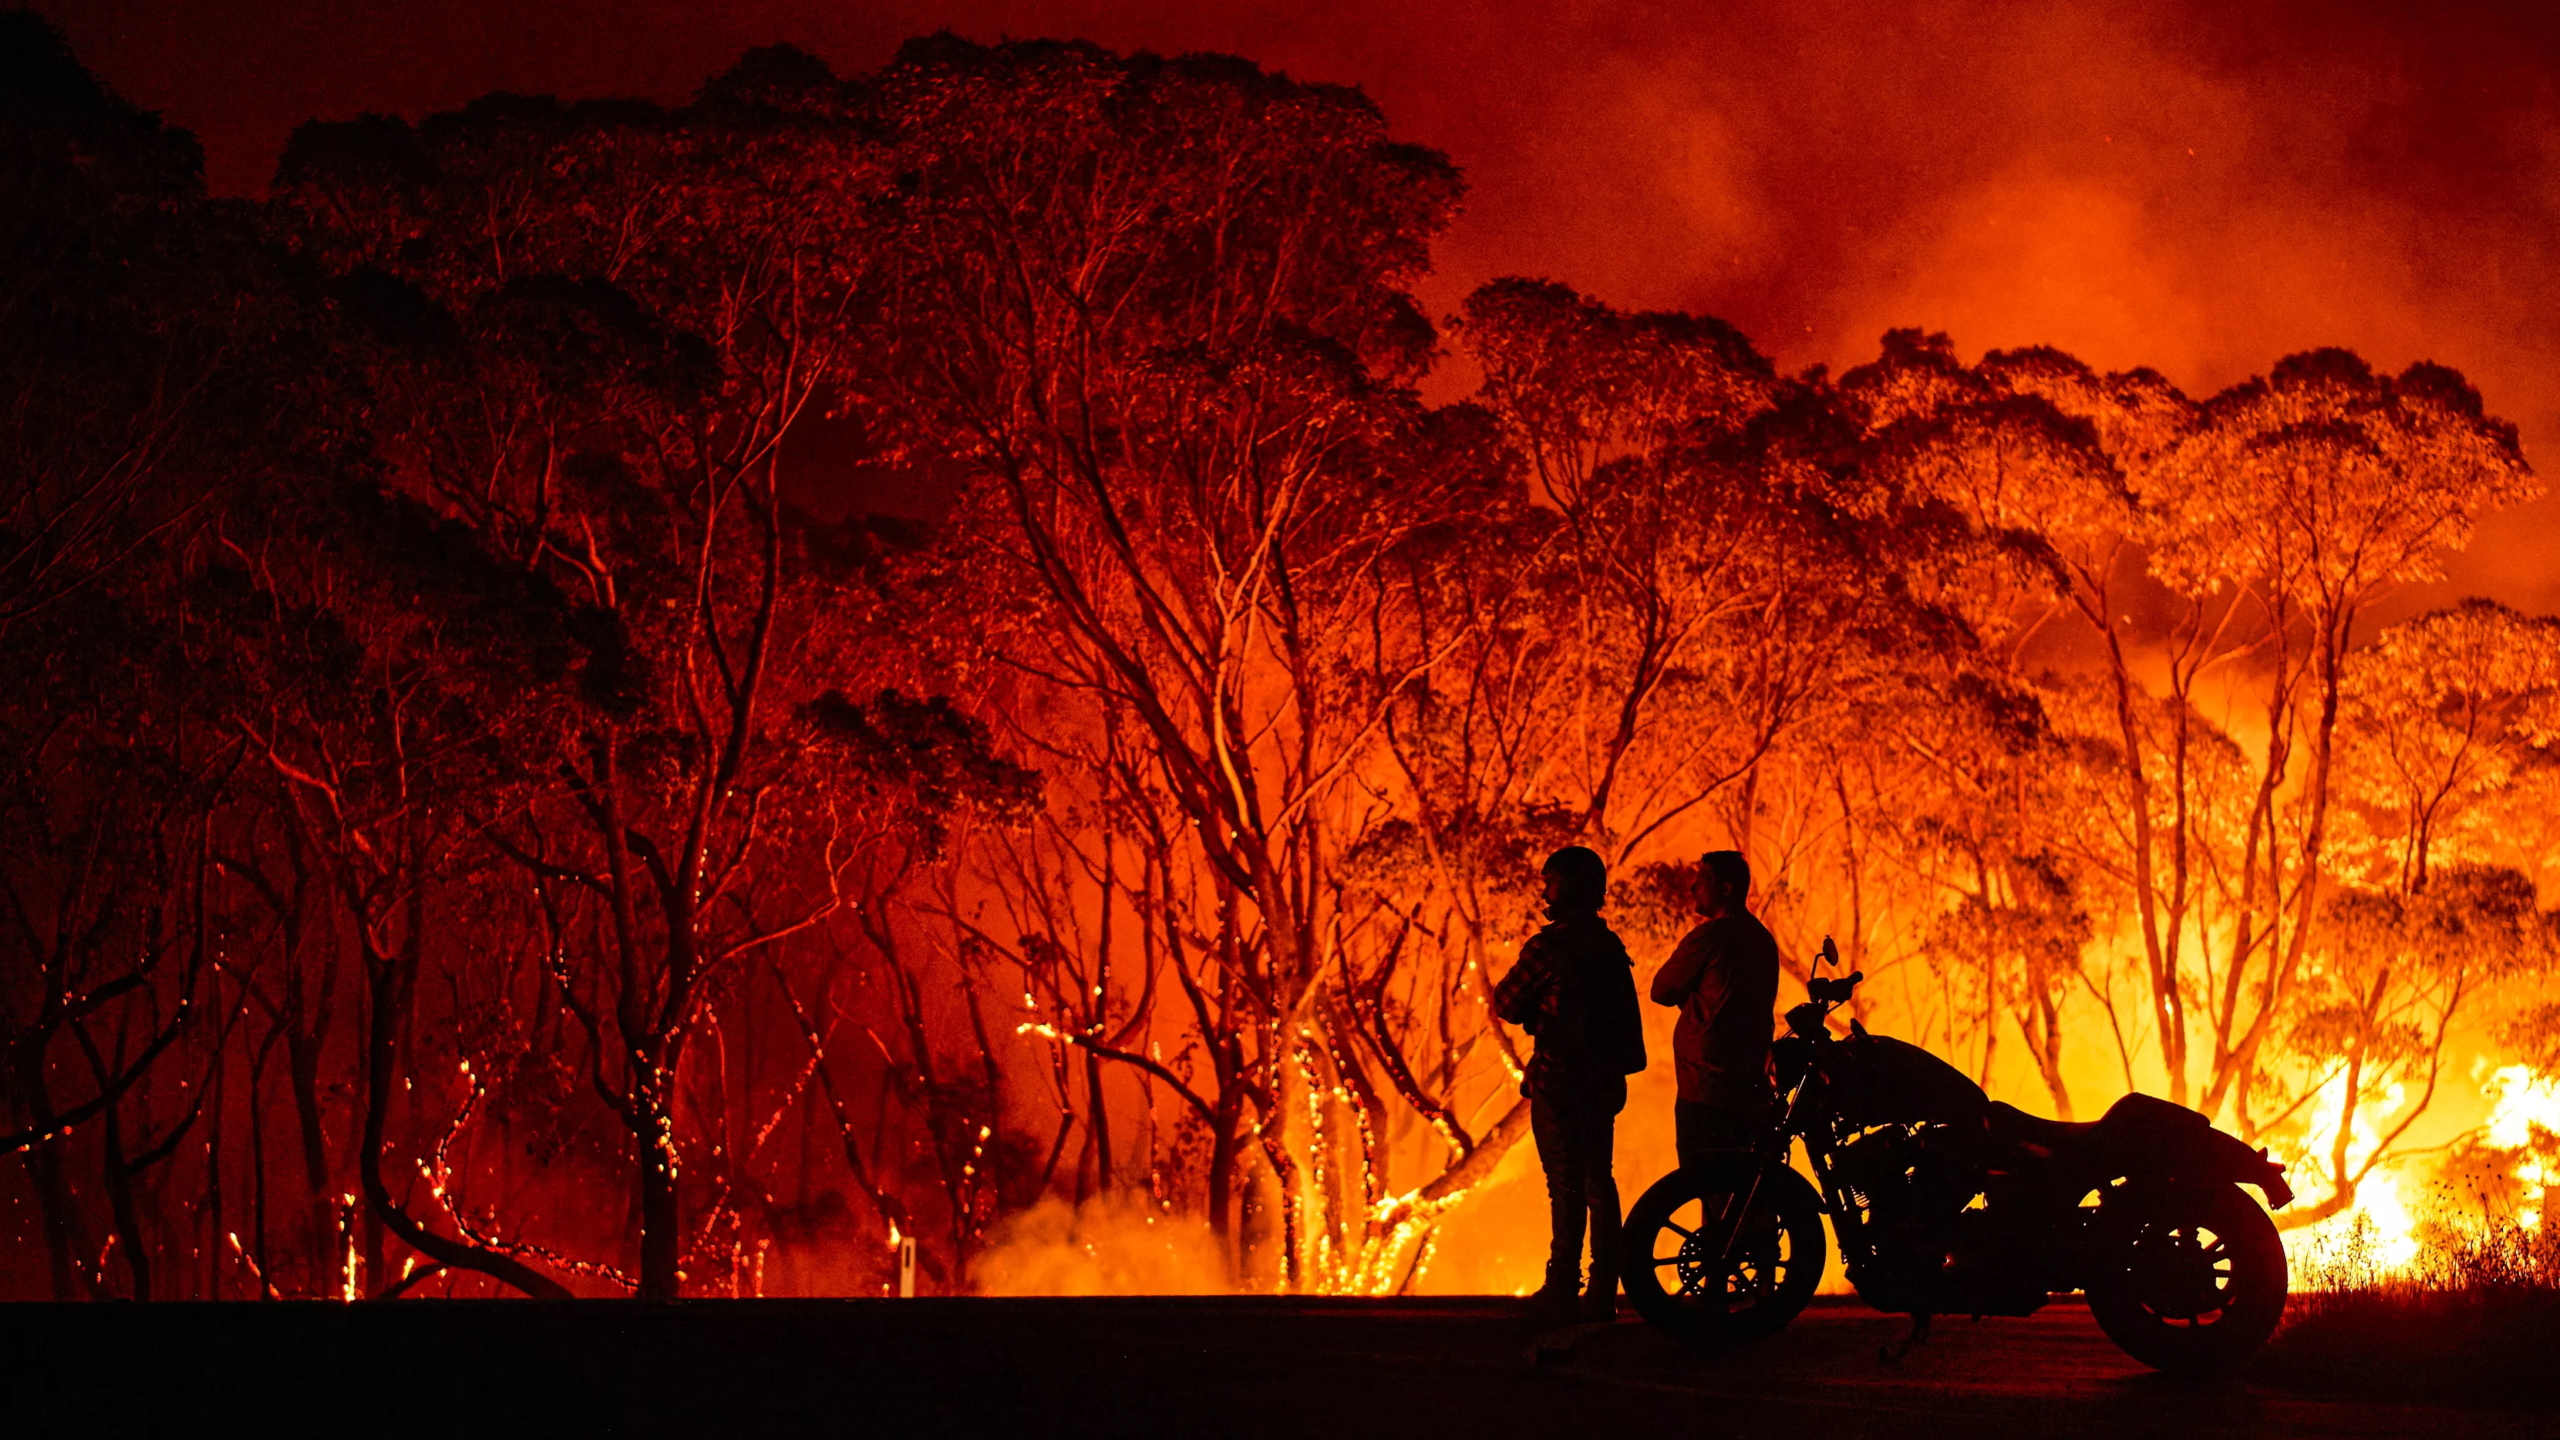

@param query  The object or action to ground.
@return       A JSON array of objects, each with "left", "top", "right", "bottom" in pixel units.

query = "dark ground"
[{"left": 5, "top": 1294, "right": 2544, "bottom": 1438}]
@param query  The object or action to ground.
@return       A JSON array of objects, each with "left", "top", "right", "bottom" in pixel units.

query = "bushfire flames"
[
  {"left": 2483, "top": 1067, "right": 2560, "bottom": 1231},
  {"left": 2290, "top": 1075, "right": 2424, "bottom": 1277},
  {"left": 2281, "top": 1064, "right": 2560, "bottom": 1288},
  {"left": 7, "top": 13, "right": 2560, "bottom": 1316}
]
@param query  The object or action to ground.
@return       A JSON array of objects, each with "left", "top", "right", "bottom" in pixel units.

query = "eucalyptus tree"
[
  {"left": 0, "top": 12, "right": 291, "bottom": 1300},
  {"left": 2268, "top": 602, "right": 2560, "bottom": 1225},
  {"left": 265, "top": 49, "right": 951, "bottom": 1298},
  {"left": 2144, "top": 353, "right": 2537, "bottom": 1128},
  {"left": 861, "top": 36, "right": 1553, "bottom": 1287}
]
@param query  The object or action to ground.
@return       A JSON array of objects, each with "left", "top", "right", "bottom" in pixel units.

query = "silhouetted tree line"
[{"left": 4, "top": 10, "right": 2555, "bottom": 1299}]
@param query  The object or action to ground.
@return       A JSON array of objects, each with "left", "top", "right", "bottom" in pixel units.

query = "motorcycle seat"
[{"left": 1986, "top": 1100, "right": 2099, "bottom": 1159}]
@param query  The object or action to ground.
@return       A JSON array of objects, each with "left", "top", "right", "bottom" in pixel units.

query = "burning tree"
[
  {"left": 2266, "top": 603, "right": 2560, "bottom": 1227},
  {"left": 860, "top": 36, "right": 1505, "bottom": 1287},
  {"left": 2144, "top": 352, "right": 2536, "bottom": 1139},
  {"left": 255, "top": 53, "right": 1022, "bottom": 1298},
  {"left": 0, "top": 12, "right": 296, "bottom": 1301}
]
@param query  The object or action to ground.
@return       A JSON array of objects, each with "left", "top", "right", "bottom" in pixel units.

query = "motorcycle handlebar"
[
  {"left": 1787, "top": 967, "right": 1862, "bottom": 1040},
  {"left": 1806, "top": 970, "right": 1863, "bottom": 1006}
]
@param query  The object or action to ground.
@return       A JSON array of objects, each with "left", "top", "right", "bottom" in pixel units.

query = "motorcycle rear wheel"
[
  {"left": 2086, "top": 1181, "right": 2287, "bottom": 1375},
  {"left": 1620, "top": 1154, "right": 1827, "bottom": 1347}
]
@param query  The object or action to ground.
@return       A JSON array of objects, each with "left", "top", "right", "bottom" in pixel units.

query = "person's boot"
[
  {"left": 1579, "top": 1271, "right": 1618, "bottom": 1322},
  {"left": 1525, "top": 1265, "right": 1580, "bottom": 1325},
  {"left": 1584, "top": 1210, "right": 1623, "bottom": 1321}
]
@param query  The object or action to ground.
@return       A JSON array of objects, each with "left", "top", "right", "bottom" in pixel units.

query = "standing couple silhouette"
[{"left": 1491, "top": 846, "right": 1779, "bottom": 1323}]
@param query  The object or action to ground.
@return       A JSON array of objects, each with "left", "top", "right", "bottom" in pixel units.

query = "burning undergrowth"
[
  {"left": 2259, "top": 1069, "right": 2560, "bottom": 1409},
  {"left": 2260, "top": 1220, "right": 2560, "bottom": 1410}
]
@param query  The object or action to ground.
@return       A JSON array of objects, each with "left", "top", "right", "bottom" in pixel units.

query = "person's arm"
[
  {"left": 1607, "top": 951, "right": 1647, "bottom": 1074},
  {"left": 1651, "top": 926, "right": 1715, "bottom": 1006},
  {"left": 1492, "top": 938, "right": 1555, "bottom": 1030}
]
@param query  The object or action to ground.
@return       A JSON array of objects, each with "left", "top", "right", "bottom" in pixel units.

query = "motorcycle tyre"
[
  {"left": 1620, "top": 1155, "right": 1827, "bottom": 1348},
  {"left": 2086, "top": 1181, "right": 2287, "bottom": 1376}
]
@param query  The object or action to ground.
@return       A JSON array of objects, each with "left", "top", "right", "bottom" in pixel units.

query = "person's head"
[
  {"left": 1698, "top": 850, "right": 1751, "bottom": 917},
  {"left": 1541, "top": 845, "right": 1607, "bottom": 913}
]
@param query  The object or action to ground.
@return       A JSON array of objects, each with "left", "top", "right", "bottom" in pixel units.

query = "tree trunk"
[
  {"left": 100, "top": 1090, "right": 151, "bottom": 1299},
  {"left": 1085, "top": 1048, "right": 1114, "bottom": 1195},
  {"left": 22, "top": 1139, "right": 96, "bottom": 1300},
  {"left": 633, "top": 1028, "right": 688, "bottom": 1299},
  {"left": 287, "top": 1025, "right": 334, "bottom": 1289},
  {"left": 353, "top": 890, "right": 572, "bottom": 1300},
  {"left": 1206, "top": 1092, "right": 1241, "bottom": 1270},
  {"left": 637, "top": 1082, "right": 682, "bottom": 1300}
]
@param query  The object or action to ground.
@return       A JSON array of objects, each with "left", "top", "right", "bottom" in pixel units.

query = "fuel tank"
[{"left": 1821, "top": 1032, "right": 1993, "bottom": 1130}]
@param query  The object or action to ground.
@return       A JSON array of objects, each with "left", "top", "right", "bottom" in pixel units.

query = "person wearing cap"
[
  {"left": 1492, "top": 845, "right": 1647, "bottom": 1323},
  {"left": 1651, "top": 849, "right": 1781, "bottom": 1170}
]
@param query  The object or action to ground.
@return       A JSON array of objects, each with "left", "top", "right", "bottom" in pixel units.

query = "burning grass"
[{"left": 2261, "top": 1210, "right": 2560, "bottom": 1410}]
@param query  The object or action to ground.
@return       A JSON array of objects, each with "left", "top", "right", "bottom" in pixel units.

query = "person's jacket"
[
  {"left": 1651, "top": 910, "right": 1780, "bottom": 1107},
  {"left": 1493, "top": 908, "right": 1646, "bottom": 1106}
]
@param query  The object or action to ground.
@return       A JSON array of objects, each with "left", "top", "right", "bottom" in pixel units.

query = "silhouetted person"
[
  {"left": 1651, "top": 850, "right": 1780, "bottom": 1171},
  {"left": 1493, "top": 845, "right": 1645, "bottom": 1323}
]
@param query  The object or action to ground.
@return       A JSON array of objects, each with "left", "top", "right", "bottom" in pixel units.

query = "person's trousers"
[
  {"left": 1530, "top": 1093, "right": 1622, "bottom": 1294},
  {"left": 1674, "top": 1097, "right": 1766, "bottom": 1174}
]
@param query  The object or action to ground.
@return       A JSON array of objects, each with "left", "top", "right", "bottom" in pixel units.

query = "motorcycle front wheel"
[
  {"left": 2085, "top": 1181, "right": 2287, "bottom": 1375},
  {"left": 1620, "top": 1154, "right": 1827, "bottom": 1347}
]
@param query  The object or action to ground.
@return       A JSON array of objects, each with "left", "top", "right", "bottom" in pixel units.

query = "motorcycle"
[{"left": 1618, "top": 938, "right": 2296, "bottom": 1375}]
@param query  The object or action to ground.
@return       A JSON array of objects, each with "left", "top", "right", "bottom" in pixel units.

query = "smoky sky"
[{"left": 39, "top": 0, "right": 2560, "bottom": 606}]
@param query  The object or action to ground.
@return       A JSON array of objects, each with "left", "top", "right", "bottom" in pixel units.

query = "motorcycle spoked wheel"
[
  {"left": 1620, "top": 1155, "right": 1827, "bottom": 1347},
  {"left": 2085, "top": 1181, "right": 2288, "bottom": 1375}
]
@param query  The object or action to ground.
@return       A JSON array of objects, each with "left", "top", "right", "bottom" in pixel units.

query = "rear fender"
[
  {"left": 2090, "top": 1094, "right": 2293, "bottom": 1210},
  {"left": 2203, "top": 1130, "right": 2295, "bottom": 1210}
]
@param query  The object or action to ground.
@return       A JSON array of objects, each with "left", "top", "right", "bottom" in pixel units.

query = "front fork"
[
  {"left": 1706, "top": 1075, "right": 1819, "bottom": 1272},
  {"left": 1769, "top": 1080, "right": 1879, "bottom": 1283}
]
